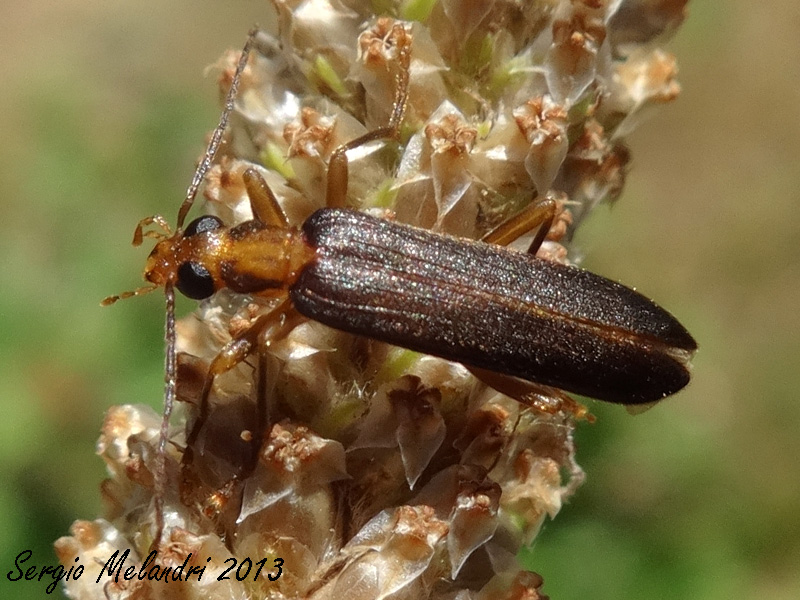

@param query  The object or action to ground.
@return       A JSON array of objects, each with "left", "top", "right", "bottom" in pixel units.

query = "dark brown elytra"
[
  {"left": 104, "top": 25, "right": 696, "bottom": 547},
  {"left": 294, "top": 208, "right": 695, "bottom": 405}
]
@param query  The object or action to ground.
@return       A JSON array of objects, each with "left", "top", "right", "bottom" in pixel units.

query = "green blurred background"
[{"left": 1, "top": 2, "right": 798, "bottom": 598}]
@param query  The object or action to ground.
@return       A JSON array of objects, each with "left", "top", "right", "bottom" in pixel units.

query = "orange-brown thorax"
[{"left": 144, "top": 220, "right": 315, "bottom": 296}]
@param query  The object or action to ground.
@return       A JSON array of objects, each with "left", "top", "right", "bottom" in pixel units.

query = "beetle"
[
  {"left": 141, "top": 202, "right": 696, "bottom": 406},
  {"left": 104, "top": 26, "right": 695, "bottom": 544}
]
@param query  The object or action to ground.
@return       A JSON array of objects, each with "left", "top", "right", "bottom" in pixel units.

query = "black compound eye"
[
  {"left": 176, "top": 261, "right": 215, "bottom": 299},
  {"left": 183, "top": 215, "right": 224, "bottom": 238}
]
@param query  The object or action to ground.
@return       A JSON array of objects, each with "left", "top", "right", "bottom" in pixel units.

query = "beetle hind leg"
[
  {"left": 468, "top": 367, "right": 592, "bottom": 422},
  {"left": 482, "top": 195, "right": 560, "bottom": 255}
]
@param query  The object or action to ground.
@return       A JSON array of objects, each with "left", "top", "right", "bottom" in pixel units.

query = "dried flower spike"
[{"left": 58, "top": 2, "right": 691, "bottom": 598}]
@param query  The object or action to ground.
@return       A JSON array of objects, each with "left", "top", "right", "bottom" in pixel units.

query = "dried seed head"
[{"left": 64, "top": 1, "right": 688, "bottom": 598}]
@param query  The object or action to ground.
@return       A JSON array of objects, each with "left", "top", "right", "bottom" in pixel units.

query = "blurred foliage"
[{"left": 1, "top": 1, "right": 799, "bottom": 599}]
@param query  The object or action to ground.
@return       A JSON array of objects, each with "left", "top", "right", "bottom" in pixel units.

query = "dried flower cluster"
[{"left": 57, "top": 1, "right": 687, "bottom": 598}]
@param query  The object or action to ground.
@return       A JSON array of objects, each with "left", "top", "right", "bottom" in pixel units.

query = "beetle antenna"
[
  {"left": 176, "top": 29, "right": 260, "bottom": 230},
  {"left": 151, "top": 281, "right": 177, "bottom": 549}
]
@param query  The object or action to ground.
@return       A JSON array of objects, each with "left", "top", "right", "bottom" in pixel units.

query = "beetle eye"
[
  {"left": 183, "top": 215, "right": 223, "bottom": 238},
  {"left": 176, "top": 261, "right": 215, "bottom": 299}
]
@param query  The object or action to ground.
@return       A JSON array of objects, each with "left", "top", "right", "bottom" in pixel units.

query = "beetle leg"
[
  {"left": 184, "top": 350, "right": 273, "bottom": 537},
  {"left": 180, "top": 297, "right": 302, "bottom": 501},
  {"left": 482, "top": 195, "right": 559, "bottom": 255},
  {"left": 467, "top": 367, "right": 591, "bottom": 422},
  {"left": 325, "top": 24, "right": 411, "bottom": 208},
  {"left": 242, "top": 167, "right": 289, "bottom": 228}
]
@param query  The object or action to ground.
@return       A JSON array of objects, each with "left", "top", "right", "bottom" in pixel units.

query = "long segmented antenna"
[
  {"left": 151, "top": 30, "right": 259, "bottom": 547},
  {"left": 152, "top": 282, "right": 176, "bottom": 549},
  {"left": 175, "top": 28, "right": 260, "bottom": 230}
]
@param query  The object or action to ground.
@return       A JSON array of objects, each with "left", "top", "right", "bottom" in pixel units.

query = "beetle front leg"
[
  {"left": 242, "top": 167, "right": 289, "bottom": 228},
  {"left": 180, "top": 298, "right": 302, "bottom": 505}
]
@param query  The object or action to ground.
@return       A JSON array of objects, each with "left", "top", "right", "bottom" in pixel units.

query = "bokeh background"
[{"left": 1, "top": 2, "right": 798, "bottom": 599}]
